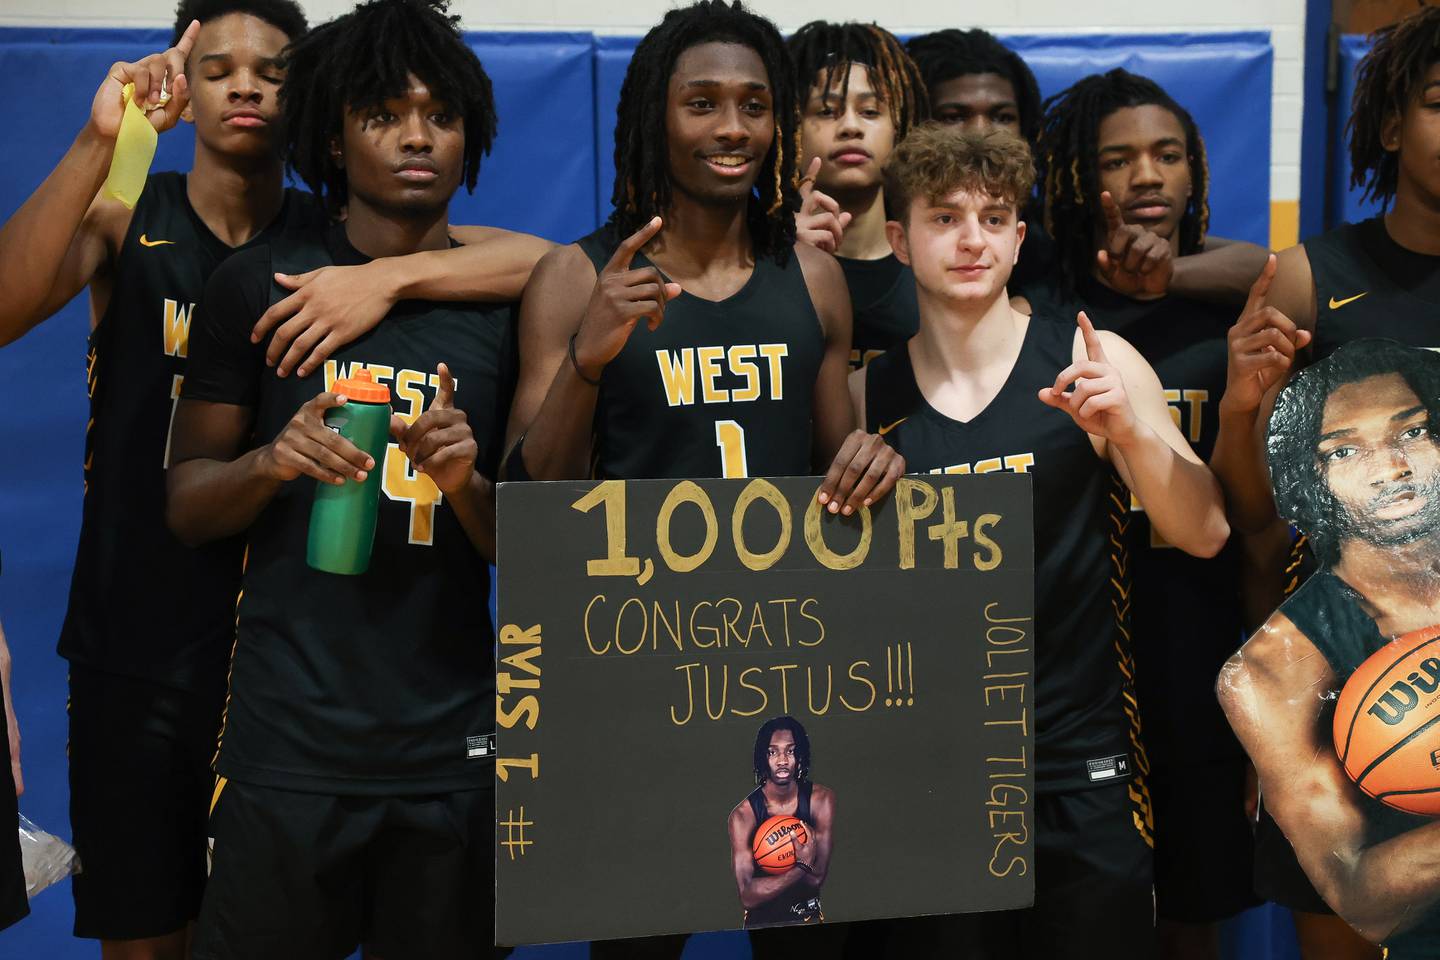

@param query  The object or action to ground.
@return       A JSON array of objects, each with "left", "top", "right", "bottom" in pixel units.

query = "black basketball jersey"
[
  {"left": 743, "top": 782, "right": 819, "bottom": 927},
  {"left": 865, "top": 317, "right": 1132, "bottom": 792},
  {"left": 575, "top": 226, "right": 825, "bottom": 480},
  {"left": 1308, "top": 217, "right": 1440, "bottom": 361},
  {"left": 1279, "top": 571, "right": 1440, "bottom": 958},
  {"left": 182, "top": 222, "right": 514, "bottom": 794},
  {"left": 1074, "top": 278, "right": 1247, "bottom": 765},
  {"left": 57, "top": 172, "right": 322, "bottom": 697},
  {"left": 837, "top": 253, "right": 917, "bottom": 369}
]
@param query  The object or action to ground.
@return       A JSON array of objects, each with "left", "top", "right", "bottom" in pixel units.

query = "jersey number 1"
[{"left": 714, "top": 420, "right": 748, "bottom": 479}]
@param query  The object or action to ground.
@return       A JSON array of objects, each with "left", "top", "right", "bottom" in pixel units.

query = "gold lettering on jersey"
[
  {"left": 654, "top": 343, "right": 789, "bottom": 407},
  {"left": 1161, "top": 387, "right": 1209, "bottom": 444},
  {"left": 930, "top": 453, "right": 1035, "bottom": 477},
  {"left": 161, "top": 298, "right": 195, "bottom": 358},
  {"left": 320, "top": 359, "right": 460, "bottom": 545}
]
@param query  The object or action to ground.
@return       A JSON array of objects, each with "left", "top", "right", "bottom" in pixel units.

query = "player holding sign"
[
  {"left": 852, "top": 124, "right": 1227, "bottom": 957},
  {"left": 505, "top": 0, "right": 902, "bottom": 518}
]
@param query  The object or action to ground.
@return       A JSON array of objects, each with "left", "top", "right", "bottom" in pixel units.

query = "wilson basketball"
[
  {"left": 1334, "top": 625, "right": 1440, "bottom": 815},
  {"left": 752, "top": 814, "right": 809, "bottom": 875}
]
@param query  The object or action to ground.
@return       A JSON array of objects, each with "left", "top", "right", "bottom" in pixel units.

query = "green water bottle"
[{"left": 306, "top": 370, "right": 392, "bottom": 575}]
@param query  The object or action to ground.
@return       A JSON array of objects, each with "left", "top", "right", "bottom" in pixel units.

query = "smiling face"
[
  {"left": 801, "top": 62, "right": 895, "bottom": 197},
  {"left": 185, "top": 13, "right": 291, "bottom": 162},
  {"left": 766, "top": 729, "right": 798, "bottom": 785},
  {"left": 339, "top": 73, "right": 464, "bottom": 218},
  {"left": 664, "top": 41, "right": 775, "bottom": 207},
  {"left": 1318, "top": 373, "right": 1440, "bottom": 548},
  {"left": 930, "top": 72, "right": 1022, "bottom": 137},
  {"left": 889, "top": 186, "right": 1023, "bottom": 306},
  {"left": 1094, "top": 104, "right": 1192, "bottom": 241}
]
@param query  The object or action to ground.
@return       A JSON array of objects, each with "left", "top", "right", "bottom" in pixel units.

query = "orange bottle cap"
[{"left": 332, "top": 369, "right": 390, "bottom": 403}]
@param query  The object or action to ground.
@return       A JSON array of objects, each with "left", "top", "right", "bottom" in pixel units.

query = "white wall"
[{"left": 2, "top": 0, "right": 1306, "bottom": 245}]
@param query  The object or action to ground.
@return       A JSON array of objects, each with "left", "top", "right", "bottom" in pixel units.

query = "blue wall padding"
[
  {"left": 1331, "top": 34, "right": 1382, "bottom": 230},
  {"left": 595, "top": 32, "right": 1272, "bottom": 247},
  {"left": 0, "top": 27, "right": 1279, "bottom": 958}
]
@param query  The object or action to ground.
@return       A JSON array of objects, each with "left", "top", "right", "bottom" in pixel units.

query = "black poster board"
[{"left": 495, "top": 474, "right": 1035, "bottom": 944}]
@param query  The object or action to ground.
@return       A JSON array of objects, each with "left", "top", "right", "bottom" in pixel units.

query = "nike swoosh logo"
[
  {"left": 139, "top": 234, "right": 175, "bottom": 247},
  {"left": 878, "top": 417, "right": 907, "bottom": 436},
  {"left": 1328, "top": 292, "right": 1368, "bottom": 309}
]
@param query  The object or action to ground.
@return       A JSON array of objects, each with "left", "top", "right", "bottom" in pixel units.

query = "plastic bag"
[{"left": 18, "top": 814, "right": 77, "bottom": 898}]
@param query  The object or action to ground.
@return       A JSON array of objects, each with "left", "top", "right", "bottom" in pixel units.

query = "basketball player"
[
  {"left": 506, "top": 0, "right": 902, "bottom": 516},
  {"left": 853, "top": 124, "right": 1228, "bottom": 958},
  {"left": 727, "top": 716, "right": 836, "bottom": 929},
  {"left": 1210, "top": 13, "right": 1440, "bottom": 954},
  {"left": 164, "top": 1, "right": 512, "bottom": 956},
  {"left": 1218, "top": 339, "right": 1440, "bottom": 959},
  {"left": 0, "top": 2, "right": 547, "bottom": 953},
  {"left": 1036, "top": 68, "right": 1260, "bottom": 957},
  {"left": 787, "top": 21, "right": 927, "bottom": 368},
  {"left": 904, "top": 28, "right": 1266, "bottom": 306}
]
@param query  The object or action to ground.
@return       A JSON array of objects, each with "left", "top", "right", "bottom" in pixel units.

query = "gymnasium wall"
[{"left": 0, "top": 12, "right": 1302, "bottom": 960}]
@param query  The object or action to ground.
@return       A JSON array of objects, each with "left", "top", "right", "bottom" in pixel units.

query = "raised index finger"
[
  {"left": 173, "top": 19, "right": 201, "bottom": 61},
  {"left": 605, "top": 216, "right": 663, "bottom": 275},
  {"left": 1100, "top": 191, "right": 1125, "bottom": 237},
  {"left": 434, "top": 362, "right": 455, "bottom": 410},
  {"left": 1077, "top": 310, "right": 1106, "bottom": 363},
  {"left": 1243, "top": 253, "right": 1277, "bottom": 317},
  {"left": 799, "top": 155, "right": 821, "bottom": 200}
]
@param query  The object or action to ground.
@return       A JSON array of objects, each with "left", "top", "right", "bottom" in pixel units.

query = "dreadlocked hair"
[
  {"left": 1348, "top": 5, "right": 1440, "bottom": 206},
  {"left": 171, "top": 0, "right": 307, "bottom": 47},
  {"left": 787, "top": 21, "right": 928, "bottom": 142},
  {"left": 1038, "top": 68, "right": 1209, "bottom": 295},
  {"left": 278, "top": 0, "right": 496, "bottom": 214},
  {"left": 608, "top": 0, "right": 800, "bottom": 262},
  {"left": 905, "top": 29, "right": 1042, "bottom": 147}
]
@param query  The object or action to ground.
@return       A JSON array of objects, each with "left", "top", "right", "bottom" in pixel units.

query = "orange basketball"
[
  {"left": 752, "top": 814, "right": 809, "bottom": 875},
  {"left": 1334, "top": 625, "right": 1440, "bottom": 815}
]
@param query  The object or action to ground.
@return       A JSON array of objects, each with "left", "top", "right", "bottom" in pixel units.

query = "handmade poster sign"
[
  {"left": 495, "top": 474, "right": 1036, "bottom": 944},
  {"left": 1220, "top": 339, "right": 1440, "bottom": 958}
]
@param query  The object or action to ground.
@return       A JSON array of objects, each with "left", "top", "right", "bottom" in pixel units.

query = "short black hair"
[
  {"left": 608, "top": 0, "right": 800, "bottom": 263},
  {"left": 788, "top": 21, "right": 928, "bottom": 144},
  {"left": 278, "top": 0, "right": 496, "bottom": 213},
  {"left": 1268, "top": 339, "right": 1440, "bottom": 567},
  {"left": 171, "top": 0, "right": 308, "bottom": 47},
  {"left": 1348, "top": 5, "right": 1440, "bottom": 206},
  {"left": 752, "top": 715, "right": 811, "bottom": 785},
  {"left": 905, "top": 29, "right": 1042, "bottom": 147},
  {"left": 1037, "top": 68, "right": 1209, "bottom": 295}
]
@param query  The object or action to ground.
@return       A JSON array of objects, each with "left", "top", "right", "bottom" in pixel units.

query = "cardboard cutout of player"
[{"left": 1219, "top": 338, "right": 1440, "bottom": 959}]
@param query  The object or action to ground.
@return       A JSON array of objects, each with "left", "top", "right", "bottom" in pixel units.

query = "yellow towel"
[{"left": 102, "top": 83, "right": 157, "bottom": 210}]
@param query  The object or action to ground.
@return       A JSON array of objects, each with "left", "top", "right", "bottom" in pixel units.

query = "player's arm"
[
  {"left": 1043, "top": 312, "right": 1229, "bottom": 558},
  {"left": 794, "top": 785, "right": 835, "bottom": 888},
  {"left": 846, "top": 366, "right": 868, "bottom": 430},
  {"left": 1211, "top": 251, "right": 1315, "bottom": 532},
  {"left": 167, "top": 254, "right": 374, "bottom": 545},
  {"left": 0, "top": 23, "right": 198, "bottom": 345},
  {"left": 796, "top": 243, "right": 905, "bottom": 515},
  {"left": 1218, "top": 615, "right": 1440, "bottom": 941},
  {"left": 727, "top": 803, "right": 810, "bottom": 909},
  {"left": 504, "top": 218, "right": 679, "bottom": 480},
  {"left": 389, "top": 363, "right": 496, "bottom": 561},
  {"left": 250, "top": 227, "right": 557, "bottom": 379},
  {"left": 1170, "top": 235, "right": 1273, "bottom": 305}
]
